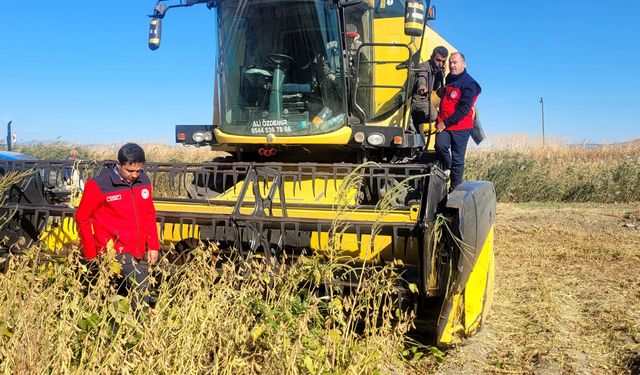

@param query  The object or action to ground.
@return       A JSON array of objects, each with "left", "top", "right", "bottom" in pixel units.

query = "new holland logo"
[
  {"left": 106, "top": 194, "right": 122, "bottom": 202},
  {"left": 141, "top": 188, "right": 150, "bottom": 200}
]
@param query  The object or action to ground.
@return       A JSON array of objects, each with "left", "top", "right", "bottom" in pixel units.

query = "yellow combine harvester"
[{"left": 0, "top": 0, "right": 495, "bottom": 346}]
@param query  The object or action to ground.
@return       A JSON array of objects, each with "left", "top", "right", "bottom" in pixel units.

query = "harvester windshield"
[{"left": 216, "top": 0, "right": 347, "bottom": 137}]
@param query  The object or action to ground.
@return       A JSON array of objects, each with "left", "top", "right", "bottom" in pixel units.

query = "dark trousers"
[
  {"left": 435, "top": 128, "right": 472, "bottom": 191},
  {"left": 410, "top": 100, "right": 438, "bottom": 130},
  {"left": 115, "top": 252, "right": 150, "bottom": 312}
]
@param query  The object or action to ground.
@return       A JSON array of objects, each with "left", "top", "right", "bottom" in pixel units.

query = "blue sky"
[{"left": 1, "top": 1, "right": 639, "bottom": 145}]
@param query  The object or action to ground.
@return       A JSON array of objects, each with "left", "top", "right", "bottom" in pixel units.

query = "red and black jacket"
[
  {"left": 75, "top": 164, "right": 159, "bottom": 260},
  {"left": 438, "top": 69, "right": 481, "bottom": 131}
]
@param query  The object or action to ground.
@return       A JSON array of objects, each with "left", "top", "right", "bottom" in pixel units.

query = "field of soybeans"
[{"left": 1, "top": 139, "right": 638, "bottom": 374}]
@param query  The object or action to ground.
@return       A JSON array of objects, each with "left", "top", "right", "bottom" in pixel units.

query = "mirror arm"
[{"left": 148, "top": 0, "right": 211, "bottom": 20}]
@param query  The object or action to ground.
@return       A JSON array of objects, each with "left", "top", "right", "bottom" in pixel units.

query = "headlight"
[
  {"left": 367, "top": 133, "right": 385, "bottom": 146},
  {"left": 203, "top": 131, "right": 213, "bottom": 141},
  {"left": 354, "top": 131, "right": 365, "bottom": 143},
  {"left": 192, "top": 132, "right": 205, "bottom": 143}
]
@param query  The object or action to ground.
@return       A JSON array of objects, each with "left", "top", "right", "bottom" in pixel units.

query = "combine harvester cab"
[{"left": 0, "top": 0, "right": 496, "bottom": 346}]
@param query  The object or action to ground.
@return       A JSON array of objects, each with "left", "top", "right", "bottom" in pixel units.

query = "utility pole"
[
  {"left": 6, "top": 121, "right": 12, "bottom": 151},
  {"left": 539, "top": 97, "right": 545, "bottom": 146}
]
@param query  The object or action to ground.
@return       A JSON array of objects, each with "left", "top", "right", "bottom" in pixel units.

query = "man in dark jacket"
[
  {"left": 436, "top": 51, "right": 481, "bottom": 191},
  {"left": 76, "top": 143, "right": 159, "bottom": 309},
  {"left": 411, "top": 46, "right": 448, "bottom": 128}
]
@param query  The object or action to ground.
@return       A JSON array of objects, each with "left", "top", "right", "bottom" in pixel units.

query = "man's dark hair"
[
  {"left": 118, "top": 143, "right": 146, "bottom": 165},
  {"left": 432, "top": 46, "right": 449, "bottom": 58}
]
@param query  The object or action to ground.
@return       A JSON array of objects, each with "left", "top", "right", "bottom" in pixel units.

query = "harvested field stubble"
[{"left": 427, "top": 203, "right": 640, "bottom": 374}]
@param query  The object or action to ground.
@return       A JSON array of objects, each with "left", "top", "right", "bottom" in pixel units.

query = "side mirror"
[
  {"left": 148, "top": 3, "right": 167, "bottom": 50},
  {"left": 148, "top": 17, "right": 163, "bottom": 50},
  {"left": 404, "top": 0, "right": 425, "bottom": 37}
]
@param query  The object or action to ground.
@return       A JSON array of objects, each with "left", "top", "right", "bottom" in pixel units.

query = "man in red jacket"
[
  {"left": 436, "top": 51, "right": 482, "bottom": 192},
  {"left": 76, "top": 143, "right": 159, "bottom": 309}
]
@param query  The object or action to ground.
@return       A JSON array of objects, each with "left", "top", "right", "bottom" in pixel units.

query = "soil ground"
[{"left": 425, "top": 203, "right": 640, "bottom": 374}]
